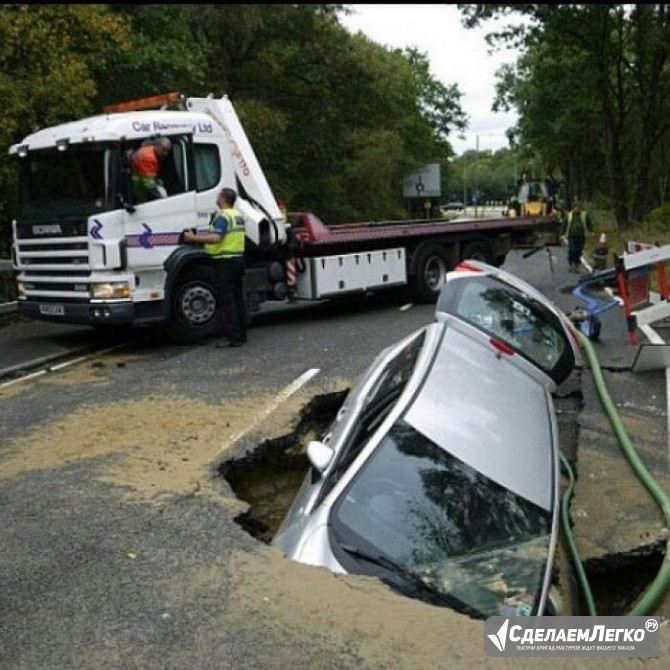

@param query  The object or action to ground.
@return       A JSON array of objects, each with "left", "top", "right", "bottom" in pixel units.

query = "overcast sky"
[{"left": 339, "top": 4, "right": 522, "bottom": 156}]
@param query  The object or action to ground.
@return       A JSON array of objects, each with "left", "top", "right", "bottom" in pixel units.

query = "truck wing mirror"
[
  {"left": 117, "top": 193, "right": 136, "bottom": 214},
  {"left": 307, "top": 440, "right": 334, "bottom": 474}
]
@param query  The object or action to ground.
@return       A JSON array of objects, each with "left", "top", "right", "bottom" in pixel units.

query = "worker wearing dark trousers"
[
  {"left": 563, "top": 199, "right": 593, "bottom": 273},
  {"left": 212, "top": 255, "right": 246, "bottom": 347},
  {"left": 183, "top": 188, "right": 247, "bottom": 347}
]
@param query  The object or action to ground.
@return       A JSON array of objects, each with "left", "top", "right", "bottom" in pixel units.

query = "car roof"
[{"left": 404, "top": 318, "right": 556, "bottom": 511}]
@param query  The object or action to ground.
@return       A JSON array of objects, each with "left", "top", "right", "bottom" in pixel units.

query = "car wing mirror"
[{"left": 307, "top": 440, "right": 334, "bottom": 474}]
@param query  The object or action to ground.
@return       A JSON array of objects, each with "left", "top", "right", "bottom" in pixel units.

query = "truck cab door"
[{"left": 120, "top": 134, "right": 198, "bottom": 271}]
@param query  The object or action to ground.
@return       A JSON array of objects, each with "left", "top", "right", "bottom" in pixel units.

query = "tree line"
[
  {"left": 461, "top": 3, "right": 670, "bottom": 229},
  {"left": 2, "top": 4, "right": 667, "bottom": 238},
  {"left": 0, "top": 3, "right": 467, "bottom": 234}
]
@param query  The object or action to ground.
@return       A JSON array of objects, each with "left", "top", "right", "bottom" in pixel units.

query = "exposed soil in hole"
[
  {"left": 219, "top": 390, "right": 347, "bottom": 543},
  {"left": 585, "top": 542, "right": 665, "bottom": 615},
  {"left": 221, "top": 386, "right": 667, "bottom": 617}
]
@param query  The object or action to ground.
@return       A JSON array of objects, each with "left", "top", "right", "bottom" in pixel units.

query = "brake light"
[
  {"left": 567, "top": 322, "right": 583, "bottom": 349},
  {"left": 103, "top": 92, "right": 182, "bottom": 114},
  {"left": 455, "top": 261, "right": 483, "bottom": 273},
  {"left": 490, "top": 337, "right": 515, "bottom": 356}
]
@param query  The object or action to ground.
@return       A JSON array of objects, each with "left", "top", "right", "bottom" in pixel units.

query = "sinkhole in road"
[
  {"left": 218, "top": 390, "right": 347, "bottom": 544},
  {"left": 585, "top": 543, "right": 665, "bottom": 615},
  {"left": 220, "top": 389, "right": 666, "bottom": 616}
]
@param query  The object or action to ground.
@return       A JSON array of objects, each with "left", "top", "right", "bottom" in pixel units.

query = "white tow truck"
[{"left": 10, "top": 92, "right": 558, "bottom": 343}]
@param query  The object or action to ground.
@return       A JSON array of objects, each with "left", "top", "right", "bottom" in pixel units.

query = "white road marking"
[
  {"left": 399, "top": 303, "right": 413, "bottom": 312},
  {"left": 639, "top": 324, "right": 665, "bottom": 346},
  {"left": 0, "top": 368, "right": 48, "bottom": 388},
  {"left": 223, "top": 368, "right": 321, "bottom": 450},
  {"left": 0, "top": 343, "right": 128, "bottom": 390}
]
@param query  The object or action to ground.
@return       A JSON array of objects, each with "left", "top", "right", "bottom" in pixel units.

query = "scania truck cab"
[{"left": 11, "top": 93, "right": 287, "bottom": 342}]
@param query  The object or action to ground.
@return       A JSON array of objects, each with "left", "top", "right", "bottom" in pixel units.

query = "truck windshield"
[
  {"left": 331, "top": 419, "right": 552, "bottom": 618},
  {"left": 19, "top": 145, "right": 111, "bottom": 219}
]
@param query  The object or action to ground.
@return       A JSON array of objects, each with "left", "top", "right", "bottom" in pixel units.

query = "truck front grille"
[
  {"left": 15, "top": 238, "right": 90, "bottom": 270},
  {"left": 13, "top": 219, "right": 94, "bottom": 300},
  {"left": 14, "top": 218, "right": 91, "bottom": 272},
  {"left": 15, "top": 218, "right": 88, "bottom": 239}
]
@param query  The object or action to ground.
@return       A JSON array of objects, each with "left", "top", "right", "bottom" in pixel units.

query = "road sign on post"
[{"left": 403, "top": 164, "right": 441, "bottom": 199}]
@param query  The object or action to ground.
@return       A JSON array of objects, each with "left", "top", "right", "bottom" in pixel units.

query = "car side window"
[
  {"left": 364, "top": 332, "right": 425, "bottom": 408},
  {"left": 313, "top": 331, "right": 426, "bottom": 508}
]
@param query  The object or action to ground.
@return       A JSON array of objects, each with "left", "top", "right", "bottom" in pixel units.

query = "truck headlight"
[
  {"left": 17, "top": 281, "right": 26, "bottom": 297},
  {"left": 90, "top": 282, "right": 131, "bottom": 299}
]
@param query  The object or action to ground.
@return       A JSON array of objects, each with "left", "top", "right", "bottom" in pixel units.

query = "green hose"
[
  {"left": 560, "top": 451, "right": 598, "bottom": 615},
  {"left": 561, "top": 330, "right": 670, "bottom": 616}
]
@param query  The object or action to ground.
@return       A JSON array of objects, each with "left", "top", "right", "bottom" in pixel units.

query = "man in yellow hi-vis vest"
[
  {"left": 183, "top": 188, "right": 247, "bottom": 347},
  {"left": 562, "top": 199, "right": 593, "bottom": 273}
]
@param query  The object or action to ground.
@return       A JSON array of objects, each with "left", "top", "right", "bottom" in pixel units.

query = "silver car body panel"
[{"left": 274, "top": 262, "right": 575, "bottom": 616}]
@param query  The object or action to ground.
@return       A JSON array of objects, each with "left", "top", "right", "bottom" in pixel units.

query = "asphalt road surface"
[{"left": 0, "top": 250, "right": 668, "bottom": 669}]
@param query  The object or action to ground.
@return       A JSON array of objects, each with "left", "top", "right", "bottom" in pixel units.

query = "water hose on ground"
[
  {"left": 560, "top": 330, "right": 670, "bottom": 615},
  {"left": 560, "top": 451, "right": 598, "bottom": 615}
]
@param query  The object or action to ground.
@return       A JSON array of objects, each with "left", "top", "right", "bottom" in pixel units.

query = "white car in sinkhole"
[{"left": 272, "top": 260, "right": 581, "bottom": 619}]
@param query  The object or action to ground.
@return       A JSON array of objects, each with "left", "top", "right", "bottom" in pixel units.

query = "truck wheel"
[
  {"left": 411, "top": 244, "right": 449, "bottom": 303},
  {"left": 461, "top": 241, "right": 494, "bottom": 265},
  {"left": 168, "top": 266, "right": 222, "bottom": 344}
]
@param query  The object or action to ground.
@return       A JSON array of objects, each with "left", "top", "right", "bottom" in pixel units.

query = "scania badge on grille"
[{"left": 33, "top": 224, "right": 62, "bottom": 235}]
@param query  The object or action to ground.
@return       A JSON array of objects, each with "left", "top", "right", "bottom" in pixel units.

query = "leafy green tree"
[
  {"left": 0, "top": 4, "right": 129, "bottom": 243},
  {"left": 493, "top": 43, "right": 603, "bottom": 205},
  {"left": 189, "top": 5, "right": 466, "bottom": 221},
  {"left": 95, "top": 5, "right": 207, "bottom": 105},
  {"left": 460, "top": 3, "right": 670, "bottom": 228},
  {"left": 450, "top": 148, "right": 525, "bottom": 204}
]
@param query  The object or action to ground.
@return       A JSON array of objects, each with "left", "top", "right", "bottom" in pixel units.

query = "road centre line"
[{"left": 223, "top": 368, "right": 321, "bottom": 451}]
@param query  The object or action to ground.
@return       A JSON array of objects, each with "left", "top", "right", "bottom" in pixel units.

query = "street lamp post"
[{"left": 463, "top": 164, "right": 467, "bottom": 214}]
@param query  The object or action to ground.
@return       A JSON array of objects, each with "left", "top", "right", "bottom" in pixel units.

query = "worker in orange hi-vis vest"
[{"left": 131, "top": 137, "right": 172, "bottom": 203}]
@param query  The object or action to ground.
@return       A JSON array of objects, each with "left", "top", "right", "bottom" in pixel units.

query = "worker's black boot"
[{"left": 215, "top": 336, "right": 247, "bottom": 348}]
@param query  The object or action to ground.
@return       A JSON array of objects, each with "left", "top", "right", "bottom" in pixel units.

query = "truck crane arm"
[{"left": 186, "top": 95, "right": 286, "bottom": 245}]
